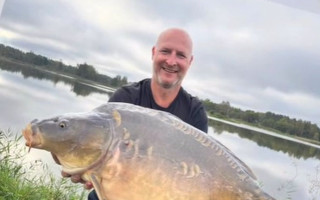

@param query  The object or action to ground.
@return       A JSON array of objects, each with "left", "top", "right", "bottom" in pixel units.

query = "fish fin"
[
  {"left": 90, "top": 173, "right": 107, "bottom": 200},
  {"left": 213, "top": 136, "right": 258, "bottom": 180},
  {"left": 112, "top": 110, "right": 121, "bottom": 127}
]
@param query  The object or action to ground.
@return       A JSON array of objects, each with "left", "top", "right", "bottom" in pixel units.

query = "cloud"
[
  {"left": 0, "top": 0, "right": 319, "bottom": 125},
  {"left": 268, "top": 0, "right": 320, "bottom": 14},
  {"left": 0, "top": 0, "right": 4, "bottom": 17}
]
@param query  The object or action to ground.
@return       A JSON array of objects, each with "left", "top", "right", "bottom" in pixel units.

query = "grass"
[{"left": 0, "top": 129, "right": 88, "bottom": 200}]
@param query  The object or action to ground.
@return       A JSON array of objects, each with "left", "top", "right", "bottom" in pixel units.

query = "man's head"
[{"left": 152, "top": 28, "right": 193, "bottom": 90}]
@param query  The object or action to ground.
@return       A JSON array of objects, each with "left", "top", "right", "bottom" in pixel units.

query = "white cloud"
[
  {"left": 0, "top": 0, "right": 4, "bottom": 17},
  {"left": 267, "top": 0, "right": 320, "bottom": 14},
  {"left": 0, "top": 0, "right": 320, "bottom": 125}
]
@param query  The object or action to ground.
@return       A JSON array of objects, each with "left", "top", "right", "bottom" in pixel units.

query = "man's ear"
[
  {"left": 151, "top": 46, "right": 156, "bottom": 60},
  {"left": 189, "top": 55, "right": 194, "bottom": 65}
]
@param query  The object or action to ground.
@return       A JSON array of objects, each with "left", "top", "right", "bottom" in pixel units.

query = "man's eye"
[
  {"left": 177, "top": 54, "right": 186, "bottom": 59},
  {"left": 160, "top": 49, "right": 170, "bottom": 54}
]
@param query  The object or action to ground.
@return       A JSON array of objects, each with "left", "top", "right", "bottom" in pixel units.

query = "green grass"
[{"left": 0, "top": 129, "right": 88, "bottom": 200}]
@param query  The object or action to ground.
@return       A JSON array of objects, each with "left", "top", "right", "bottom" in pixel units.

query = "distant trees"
[
  {"left": 0, "top": 44, "right": 24, "bottom": 60},
  {"left": 77, "top": 63, "right": 97, "bottom": 80},
  {"left": 110, "top": 75, "right": 128, "bottom": 87},
  {"left": 209, "top": 119, "right": 320, "bottom": 160},
  {"left": 202, "top": 99, "right": 320, "bottom": 142},
  {"left": 0, "top": 43, "right": 128, "bottom": 88},
  {"left": 25, "top": 51, "right": 49, "bottom": 66}
]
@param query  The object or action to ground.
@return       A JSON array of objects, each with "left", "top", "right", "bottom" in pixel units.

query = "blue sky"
[{"left": 0, "top": 0, "right": 320, "bottom": 125}]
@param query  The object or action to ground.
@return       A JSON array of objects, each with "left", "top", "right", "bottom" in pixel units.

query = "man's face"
[{"left": 152, "top": 30, "right": 193, "bottom": 89}]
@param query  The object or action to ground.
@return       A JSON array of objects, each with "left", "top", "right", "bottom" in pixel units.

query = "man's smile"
[{"left": 161, "top": 65, "right": 178, "bottom": 73}]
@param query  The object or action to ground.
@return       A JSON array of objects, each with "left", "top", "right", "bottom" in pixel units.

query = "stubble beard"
[
  {"left": 153, "top": 63, "right": 184, "bottom": 89},
  {"left": 156, "top": 73, "right": 182, "bottom": 89}
]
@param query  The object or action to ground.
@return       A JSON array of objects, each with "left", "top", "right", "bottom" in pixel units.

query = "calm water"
[{"left": 1, "top": 66, "right": 320, "bottom": 200}]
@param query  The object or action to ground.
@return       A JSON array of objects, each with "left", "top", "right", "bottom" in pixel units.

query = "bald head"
[
  {"left": 155, "top": 28, "right": 193, "bottom": 56},
  {"left": 151, "top": 28, "right": 194, "bottom": 92}
]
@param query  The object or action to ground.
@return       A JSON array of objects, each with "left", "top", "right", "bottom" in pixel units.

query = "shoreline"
[{"left": 208, "top": 116, "right": 320, "bottom": 149}]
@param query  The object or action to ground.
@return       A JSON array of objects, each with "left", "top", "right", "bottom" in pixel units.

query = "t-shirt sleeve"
[
  {"left": 187, "top": 97, "right": 208, "bottom": 133},
  {"left": 193, "top": 105, "right": 208, "bottom": 133},
  {"left": 108, "top": 87, "right": 134, "bottom": 103}
]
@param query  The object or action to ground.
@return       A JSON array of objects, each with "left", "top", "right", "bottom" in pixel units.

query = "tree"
[
  {"left": 242, "top": 110, "right": 259, "bottom": 123},
  {"left": 121, "top": 76, "right": 128, "bottom": 85},
  {"left": 77, "top": 63, "right": 97, "bottom": 80},
  {"left": 217, "top": 101, "right": 231, "bottom": 117},
  {"left": 111, "top": 75, "right": 122, "bottom": 87}
]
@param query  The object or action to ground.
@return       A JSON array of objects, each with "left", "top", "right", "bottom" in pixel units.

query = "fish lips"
[{"left": 22, "top": 123, "right": 42, "bottom": 151}]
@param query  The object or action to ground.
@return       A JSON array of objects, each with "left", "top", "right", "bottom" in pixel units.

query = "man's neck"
[{"left": 150, "top": 79, "right": 181, "bottom": 108}]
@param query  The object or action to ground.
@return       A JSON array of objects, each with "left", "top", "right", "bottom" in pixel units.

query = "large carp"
[{"left": 22, "top": 102, "right": 275, "bottom": 200}]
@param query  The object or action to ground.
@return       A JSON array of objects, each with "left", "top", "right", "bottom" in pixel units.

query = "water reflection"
[
  {"left": 0, "top": 60, "right": 114, "bottom": 97},
  {"left": 0, "top": 71, "right": 110, "bottom": 130},
  {"left": 209, "top": 120, "right": 320, "bottom": 160},
  {"left": 308, "top": 164, "right": 320, "bottom": 198},
  {"left": 1, "top": 65, "right": 320, "bottom": 199},
  {"left": 209, "top": 123, "right": 320, "bottom": 200}
]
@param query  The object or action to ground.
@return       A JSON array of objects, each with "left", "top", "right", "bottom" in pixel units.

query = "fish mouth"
[{"left": 22, "top": 123, "right": 42, "bottom": 152}]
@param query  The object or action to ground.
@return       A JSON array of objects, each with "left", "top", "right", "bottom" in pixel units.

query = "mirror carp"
[{"left": 22, "top": 102, "right": 275, "bottom": 200}]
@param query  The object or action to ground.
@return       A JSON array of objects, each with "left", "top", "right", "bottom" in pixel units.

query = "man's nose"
[{"left": 166, "top": 53, "right": 177, "bottom": 66}]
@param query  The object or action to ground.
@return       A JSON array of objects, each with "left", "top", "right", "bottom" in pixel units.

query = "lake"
[{"left": 0, "top": 66, "right": 319, "bottom": 200}]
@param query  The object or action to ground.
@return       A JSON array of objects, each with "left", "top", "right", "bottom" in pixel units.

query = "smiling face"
[{"left": 152, "top": 29, "right": 193, "bottom": 89}]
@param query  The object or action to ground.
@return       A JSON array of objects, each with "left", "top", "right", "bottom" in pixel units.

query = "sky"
[{"left": 0, "top": 0, "right": 319, "bottom": 126}]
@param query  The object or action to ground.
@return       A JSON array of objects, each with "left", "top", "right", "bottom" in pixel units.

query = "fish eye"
[{"left": 59, "top": 122, "right": 66, "bottom": 128}]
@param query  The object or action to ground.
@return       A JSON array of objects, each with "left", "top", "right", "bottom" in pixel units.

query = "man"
[
  {"left": 61, "top": 28, "right": 208, "bottom": 199},
  {"left": 108, "top": 28, "right": 208, "bottom": 132}
]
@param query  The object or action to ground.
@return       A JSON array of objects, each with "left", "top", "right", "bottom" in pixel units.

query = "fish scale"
[{"left": 23, "top": 102, "right": 275, "bottom": 200}]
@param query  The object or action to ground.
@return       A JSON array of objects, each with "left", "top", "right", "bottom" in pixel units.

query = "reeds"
[{"left": 0, "top": 129, "right": 88, "bottom": 200}]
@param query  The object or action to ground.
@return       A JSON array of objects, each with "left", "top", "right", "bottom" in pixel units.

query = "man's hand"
[
  {"left": 61, "top": 171, "right": 93, "bottom": 189},
  {"left": 52, "top": 153, "right": 93, "bottom": 190}
]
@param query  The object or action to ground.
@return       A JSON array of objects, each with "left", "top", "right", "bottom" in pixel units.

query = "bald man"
[{"left": 108, "top": 28, "right": 208, "bottom": 132}]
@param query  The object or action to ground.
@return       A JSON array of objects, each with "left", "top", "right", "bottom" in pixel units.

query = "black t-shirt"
[{"left": 108, "top": 78, "right": 208, "bottom": 133}]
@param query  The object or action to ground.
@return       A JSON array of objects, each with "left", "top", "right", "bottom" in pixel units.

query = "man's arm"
[
  {"left": 108, "top": 86, "right": 135, "bottom": 103},
  {"left": 194, "top": 106, "right": 208, "bottom": 133},
  {"left": 191, "top": 104, "right": 208, "bottom": 133}
]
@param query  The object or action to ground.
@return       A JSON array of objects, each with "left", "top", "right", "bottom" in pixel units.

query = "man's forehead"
[
  {"left": 158, "top": 32, "right": 191, "bottom": 43},
  {"left": 157, "top": 36, "right": 192, "bottom": 55},
  {"left": 156, "top": 29, "right": 192, "bottom": 49},
  {"left": 158, "top": 42, "right": 190, "bottom": 53}
]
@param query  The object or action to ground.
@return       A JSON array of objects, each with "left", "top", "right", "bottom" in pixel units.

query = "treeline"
[
  {"left": 209, "top": 120, "right": 320, "bottom": 160},
  {"left": 202, "top": 99, "right": 320, "bottom": 142},
  {"left": 0, "top": 60, "right": 114, "bottom": 97},
  {"left": 0, "top": 44, "right": 128, "bottom": 88}
]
